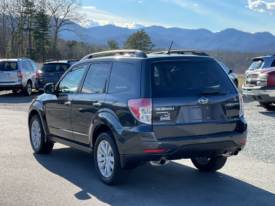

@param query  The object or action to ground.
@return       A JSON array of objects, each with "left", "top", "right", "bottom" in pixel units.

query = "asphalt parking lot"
[{"left": 0, "top": 90, "right": 275, "bottom": 206}]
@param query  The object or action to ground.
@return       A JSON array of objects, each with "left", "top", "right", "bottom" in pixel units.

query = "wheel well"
[
  {"left": 28, "top": 110, "right": 39, "bottom": 126},
  {"left": 92, "top": 124, "right": 111, "bottom": 147}
]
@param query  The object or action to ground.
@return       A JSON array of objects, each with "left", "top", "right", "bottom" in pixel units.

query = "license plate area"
[
  {"left": 177, "top": 105, "right": 224, "bottom": 123},
  {"left": 0, "top": 74, "right": 10, "bottom": 78}
]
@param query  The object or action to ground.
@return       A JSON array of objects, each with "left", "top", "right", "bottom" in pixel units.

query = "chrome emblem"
[
  {"left": 198, "top": 97, "right": 209, "bottom": 104},
  {"left": 160, "top": 112, "right": 171, "bottom": 121}
]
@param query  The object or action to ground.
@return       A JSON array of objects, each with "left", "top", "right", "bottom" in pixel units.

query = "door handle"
[
  {"left": 93, "top": 102, "right": 101, "bottom": 107},
  {"left": 64, "top": 101, "right": 71, "bottom": 106}
]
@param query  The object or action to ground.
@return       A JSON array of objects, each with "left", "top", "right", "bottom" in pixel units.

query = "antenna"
[{"left": 167, "top": 41, "right": 173, "bottom": 54}]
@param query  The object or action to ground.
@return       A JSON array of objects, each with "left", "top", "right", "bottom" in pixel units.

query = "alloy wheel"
[
  {"left": 31, "top": 120, "right": 41, "bottom": 149},
  {"left": 97, "top": 140, "right": 114, "bottom": 177}
]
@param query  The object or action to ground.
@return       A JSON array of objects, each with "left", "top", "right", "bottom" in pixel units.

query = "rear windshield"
[
  {"left": 249, "top": 60, "right": 264, "bottom": 70},
  {"left": 151, "top": 60, "right": 237, "bottom": 98},
  {"left": 0, "top": 62, "right": 17, "bottom": 71},
  {"left": 40, "top": 64, "right": 68, "bottom": 72}
]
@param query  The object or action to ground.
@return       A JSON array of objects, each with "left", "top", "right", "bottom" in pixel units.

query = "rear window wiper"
[{"left": 199, "top": 91, "right": 227, "bottom": 96}]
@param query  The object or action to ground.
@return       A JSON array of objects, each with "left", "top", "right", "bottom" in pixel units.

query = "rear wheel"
[
  {"left": 191, "top": 156, "right": 227, "bottom": 172},
  {"left": 259, "top": 102, "right": 275, "bottom": 110},
  {"left": 94, "top": 132, "right": 131, "bottom": 185},
  {"left": 29, "top": 114, "right": 54, "bottom": 154},
  {"left": 23, "top": 81, "right": 32, "bottom": 96}
]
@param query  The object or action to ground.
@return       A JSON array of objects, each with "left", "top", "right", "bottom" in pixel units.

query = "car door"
[
  {"left": 71, "top": 62, "right": 112, "bottom": 144},
  {"left": 45, "top": 64, "right": 88, "bottom": 140}
]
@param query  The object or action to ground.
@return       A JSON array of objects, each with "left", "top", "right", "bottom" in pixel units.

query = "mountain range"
[{"left": 60, "top": 25, "right": 275, "bottom": 53}]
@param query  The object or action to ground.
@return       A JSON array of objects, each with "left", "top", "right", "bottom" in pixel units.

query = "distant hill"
[{"left": 59, "top": 25, "right": 275, "bottom": 53}]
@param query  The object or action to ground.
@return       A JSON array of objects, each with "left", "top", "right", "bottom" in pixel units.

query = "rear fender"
[{"left": 89, "top": 109, "right": 123, "bottom": 150}]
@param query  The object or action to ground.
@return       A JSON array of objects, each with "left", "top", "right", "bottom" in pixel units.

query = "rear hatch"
[
  {"left": 0, "top": 61, "right": 18, "bottom": 83},
  {"left": 38, "top": 63, "right": 69, "bottom": 85},
  {"left": 151, "top": 60, "right": 240, "bottom": 140}
]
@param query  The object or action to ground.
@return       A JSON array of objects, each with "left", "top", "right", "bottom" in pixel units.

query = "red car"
[{"left": 242, "top": 67, "right": 275, "bottom": 110}]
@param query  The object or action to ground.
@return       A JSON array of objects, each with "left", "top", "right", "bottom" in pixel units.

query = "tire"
[
  {"left": 234, "top": 80, "right": 238, "bottom": 88},
  {"left": 191, "top": 156, "right": 227, "bottom": 172},
  {"left": 29, "top": 114, "right": 54, "bottom": 154},
  {"left": 23, "top": 81, "right": 32, "bottom": 96},
  {"left": 259, "top": 102, "right": 275, "bottom": 110},
  {"left": 94, "top": 132, "right": 131, "bottom": 185}
]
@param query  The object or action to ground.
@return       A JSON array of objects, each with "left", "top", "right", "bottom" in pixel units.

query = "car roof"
[{"left": 0, "top": 58, "right": 31, "bottom": 62}]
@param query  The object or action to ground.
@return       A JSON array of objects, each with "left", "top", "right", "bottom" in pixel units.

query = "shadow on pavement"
[
  {"left": 34, "top": 147, "right": 275, "bottom": 206},
  {"left": 0, "top": 90, "right": 39, "bottom": 104},
  {"left": 259, "top": 111, "right": 275, "bottom": 117}
]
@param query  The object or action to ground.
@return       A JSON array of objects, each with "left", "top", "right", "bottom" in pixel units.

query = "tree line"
[{"left": 0, "top": 0, "right": 84, "bottom": 62}]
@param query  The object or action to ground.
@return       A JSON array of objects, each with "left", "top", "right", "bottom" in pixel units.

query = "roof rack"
[
  {"left": 148, "top": 49, "right": 210, "bottom": 56},
  {"left": 45, "top": 59, "right": 58, "bottom": 62},
  {"left": 80, "top": 50, "right": 147, "bottom": 61}
]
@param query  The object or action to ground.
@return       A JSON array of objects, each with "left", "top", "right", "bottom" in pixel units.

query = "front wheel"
[
  {"left": 259, "top": 102, "right": 275, "bottom": 110},
  {"left": 29, "top": 114, "right": 54, "bottom": 154},
  {"left": 94, "top": 132, "right": 131, "bottom": 185},
  {"left": 191, "top": 156, "right": 227, "bottom": 172}
]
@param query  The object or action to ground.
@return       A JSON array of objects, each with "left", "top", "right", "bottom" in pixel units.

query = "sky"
[{"left": 80, "top": 0, "right": 275, "bottom": 34}]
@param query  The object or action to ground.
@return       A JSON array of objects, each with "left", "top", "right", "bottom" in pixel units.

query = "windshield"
[
  {"left": 249, "top": 60, "right": 264, "bottom": 70},
  {"left": 151, "top": 60, "right": 237, "bottom": 98},
  {"left": 40, "top": 64, "right": 69, "bottom": 72},
  {"left": 0, "top": 62, "right": 17, "bottom": 71}
]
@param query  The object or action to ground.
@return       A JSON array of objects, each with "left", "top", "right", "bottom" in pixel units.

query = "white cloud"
[
  {"left": 248, "top": 0, "right": 275, "bottom": 15},
  {"left": 194, "top": 4, "right": 198, "bottom": 6},
  {"left": 139, "top": 1, "right": 142, "bottom": 3},
  {"left": 83, "top": 6, "right": 96, "bottom": 10}
]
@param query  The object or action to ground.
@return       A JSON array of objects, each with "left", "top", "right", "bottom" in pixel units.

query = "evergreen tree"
[
  {"left": 123, "top": 29, "right": 155, "bottom": 53},
  {"left": 107, "top": 39, "right": 119, "bottom": 50},
  {"left": 66, "top": 40, "right": 77, "bottom": 59},
  {"left": 33, "top": 0, "right": 50, "bottom": 62},
  {"left": 22, "top": 0, "right": 36, "bottom": 59}
]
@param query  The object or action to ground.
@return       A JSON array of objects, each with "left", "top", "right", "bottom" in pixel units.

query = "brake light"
[
  {"left": 238, "top": 93, "right": 244, "bottom": 117},
  {"left": 17, "top": 71, "right": 23, "bottom": 79},
  {"left": 144, "top": 149, "right": 167, "bottom": 153},
  {"left": 35, "top": 72, "right": 39, "bottom": 77},
  {"left": 128, "top": 99, "right": 152, "bottom": 124}
]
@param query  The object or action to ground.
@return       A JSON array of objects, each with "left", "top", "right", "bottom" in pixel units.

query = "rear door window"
[
  {"left": 0, "top": 62, "right": 17, "bottom": 71},
  {"left": 41, "top": 64, "right": 69, "bottom": 72},
  {"left": 108, "top": 63, "right": 135, "bottom": 93},
  {"left": 151, "top": 60, "right": 237, "bottom": 98},
  {"left": 26, "top": 61, "right": 34, "bottom": 71},
  {"left": 249, "top": 60, "right": 264, "bottom": 70},
  {"left": 81, "top": 63, "right": 112, "bottom": 94}
]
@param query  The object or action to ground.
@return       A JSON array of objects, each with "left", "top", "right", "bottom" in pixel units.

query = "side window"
[
  {"left": 26, "top": 61, "right": 34, "bottom": 71},
  {"left": 81, "top": 63, "right": 112, "bottom": 94},
  {"left": 30, "top": 61, "right": 40, "bottom": 71},
  {"left": 21, "top": 62, "right": 28, "bottom": 71},
  {"left": 271, "top": 60, "right": 275, "bottom": 67},
  {"left": 108, "top": 63, "right": 135, "bottom": 93},
  {"left": 59, "top": 64, "right": 87, "bottom": 94}
]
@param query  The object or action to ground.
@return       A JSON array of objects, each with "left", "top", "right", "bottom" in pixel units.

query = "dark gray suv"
[{"left": 28, "top": 50, "right": 247, "bottom": 185}]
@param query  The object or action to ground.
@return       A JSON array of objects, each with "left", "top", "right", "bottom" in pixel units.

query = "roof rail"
[
  {"left": 149, "top": 49, "right": 209, "bottom": 56},
  {"left": 80, "top": 50, "right": 147, "bottom": 61},
  {"left": 18, "top": 57, "right": 30, "bottom": 60},
  {"left": 45, "top": 59, "right": 58, "bottom": 62}
]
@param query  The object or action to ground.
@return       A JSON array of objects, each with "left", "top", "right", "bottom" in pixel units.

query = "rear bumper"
[
  {"left": 119, "top": 120, "right": 247, "bottom": 169},
  {"left": 242, "top": 84, "right": 275, "bottom": 102},
  {"left": 0, "top": 84, "right": 22, "bottom": 91}
]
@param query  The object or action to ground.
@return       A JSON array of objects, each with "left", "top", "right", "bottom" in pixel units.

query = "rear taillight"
[
  {"left": 144, "top": 149, "right": 167, "bottom": 153},
  {"left": 17, "top": 71, "right": 23, "bottom": 79},
  {"left": 128, "top": 99, "right": 152, "bottom": 124},
  {"left": 238, "top": 93, "right": 244, "bottom": 117},
  {"left": 35, "top": 72, "right": 39, "bottom": 77}
]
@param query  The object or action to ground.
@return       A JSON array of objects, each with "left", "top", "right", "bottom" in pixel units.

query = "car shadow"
[
  {"left": 0, "top": 90, "right": 40, "bottom": 104},
  {"left": 34, "top": 147, "right": 275, "bottom": 206},
  {"left": 259, "top": 112, "right": 275, "bottom": 117}
]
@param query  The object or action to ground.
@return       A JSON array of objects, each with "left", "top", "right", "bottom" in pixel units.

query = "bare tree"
[
  {"left": 0, "top": 0, "right": 11, "bottom": 58},
  {"left": 46, "top": 0, "right": 84, "bottom": 52}
]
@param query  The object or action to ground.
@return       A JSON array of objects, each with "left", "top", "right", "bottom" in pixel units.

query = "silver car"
[
  {"left": 0, "top": 58, "right": 40, "bottom": 96},
  {"left": 219, "top": 61, "right": 238, "bottom": 88}
]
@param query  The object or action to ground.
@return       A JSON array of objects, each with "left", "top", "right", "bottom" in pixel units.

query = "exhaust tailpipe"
[
  {"left": 233, "top": 150, "right": 239, "bottom": 156},
  {"left": 150, "top": 157, "right": 170, "bottom": 166}
]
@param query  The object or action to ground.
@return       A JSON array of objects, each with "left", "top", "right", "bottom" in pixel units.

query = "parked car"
[
  {"left": 244, "top": 54, "right": 275, "bottom": 85},
  {"left": 28, "top": 50, "right": 247, "bottom": 185},
  {"left": 0, "top": 58, "right": 39, "bottom": 96},
  {"left": 242, "top": 66, "right": 275, "bottom": 110},
  {"left": 218, "top": 61, "right": 238, "bottom": 88},
  {"left": 35, "top": 60, "right": 78, "bottom": 94}
]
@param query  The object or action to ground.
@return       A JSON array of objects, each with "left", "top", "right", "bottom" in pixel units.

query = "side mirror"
[
  {"left": 44, "top": 83, "right": 55, "bottom": 94},
  {"left": 229, "top": 70, "right": 233, "bottom": 74}
]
